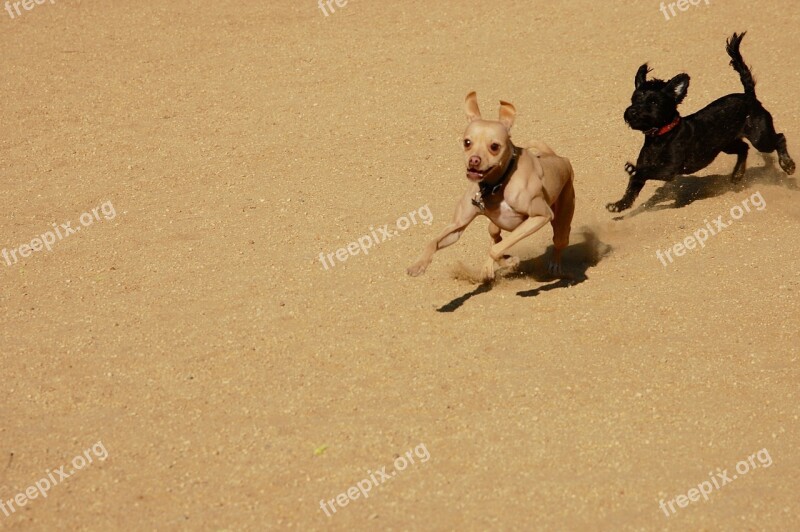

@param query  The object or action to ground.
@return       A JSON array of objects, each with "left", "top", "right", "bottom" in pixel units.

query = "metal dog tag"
[{"left": 472, "top": 192, "right": 485, "bottom": 212}]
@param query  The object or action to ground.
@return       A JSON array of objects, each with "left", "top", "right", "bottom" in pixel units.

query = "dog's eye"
[
  {"left": 463, "top": 139, "right": 472, "bottom": 148},
  {"left": 490, "top": 143, "right": 500, "bottom": 152}
]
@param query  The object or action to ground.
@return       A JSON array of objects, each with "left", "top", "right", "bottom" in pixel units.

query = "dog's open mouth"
[{"left": 466, "top": 166, "right": 495, "bottom": 182}]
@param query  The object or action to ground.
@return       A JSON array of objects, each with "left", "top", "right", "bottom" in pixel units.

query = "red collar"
[{"left": 648, "top": 116, "right": 681, "bottom": 137}]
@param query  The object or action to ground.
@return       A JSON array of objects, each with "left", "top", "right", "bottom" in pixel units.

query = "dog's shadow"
[
  {"left": 436, "top": 228, "right": 612, "bottom": 312},
  {"left": 614, "top": 154, "right": 798, "bottom": 220}
]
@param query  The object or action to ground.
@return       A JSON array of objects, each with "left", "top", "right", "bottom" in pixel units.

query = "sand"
[{"left": 1, "top": 0, "right": 798, "bottom": 530}]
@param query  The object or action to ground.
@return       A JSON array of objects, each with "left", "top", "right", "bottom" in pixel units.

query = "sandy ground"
[{"left": 1, "top": 0, "right": 798, "bottom": 530}]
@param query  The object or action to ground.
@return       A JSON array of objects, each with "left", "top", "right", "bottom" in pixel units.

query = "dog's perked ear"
[
  {"left": 635, "top": 63, "right": 651, "bottom": 89},
  {"left": 498, "top": 100, "right": 516, "bottom": 131},
  {"left": 465, "top": 91, "right": 482, "bottom": 122},
  {"left": 665, "top": 73, "right": 690, "bottom": 103}
]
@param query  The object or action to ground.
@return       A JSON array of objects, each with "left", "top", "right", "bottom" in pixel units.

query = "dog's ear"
[
  {"left": 665, "top": 73, "right": 690, "bottom": 103},
  {"left": 635, "top": 63, "right": 651, "bottom": 89},
  {"left": 465, "top": 91, "right": 482, "bottom": 122},
  {"left": 498, "top": 100, "right": 516, "bottom": 131}
]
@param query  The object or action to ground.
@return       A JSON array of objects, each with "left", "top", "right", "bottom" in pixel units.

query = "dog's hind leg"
[
  {"left": 549, "top": 178, "right": 575, "bottom": 276},
  {"left": 722, "top": 139, "right": 749, "bottom": 182},
  {"left": 744, "top": 110, "right": 796, "bottom": 175},
  {"left": 775, "top": 134, "right": 796, "bottom": 175}
]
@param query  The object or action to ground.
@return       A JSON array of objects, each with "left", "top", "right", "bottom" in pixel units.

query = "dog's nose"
[
  {"left": 625, "top": 107, "right": 639, "bottom": 120},
  {"left": 469, "top": 156, "right": 481, "bottom": 168}
]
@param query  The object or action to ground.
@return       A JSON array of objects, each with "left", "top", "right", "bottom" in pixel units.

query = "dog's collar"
[
  {"left": 471, "top": 146, "right": 520, "bottom": 212},
  {"left": 646, "top": 116, "right": 681, "bottom": 137}
]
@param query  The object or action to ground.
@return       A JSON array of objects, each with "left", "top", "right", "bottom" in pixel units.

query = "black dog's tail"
[{"left": 727, "top": 32, "right": 756, "bottom": 97}]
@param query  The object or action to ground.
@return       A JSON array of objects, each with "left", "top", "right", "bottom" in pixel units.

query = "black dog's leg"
[
  {"left": 722, "top": 139, "right": 749, "bottom": 182},
  {"left": 745, "top": 110, "right": 796, "bottom": 175},
  {"left": 607, "top": 177, "right": 647, "bottom": 212},
  {"left": 775, "top": 134, "right": 796, "bottom": 175}
]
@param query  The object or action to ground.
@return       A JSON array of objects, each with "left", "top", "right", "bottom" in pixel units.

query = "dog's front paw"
[
  {"left": 481, "top": 258, "right": 497, "bottom": 283},
  {"left": 606, "top": 201, "right": 628, "bottom": 213},
  {"left": 498, "top": 255, "right": 520, "bottom": 270},
  {"left": 406, "top": 261, "right": 428, "bottom": 277}
]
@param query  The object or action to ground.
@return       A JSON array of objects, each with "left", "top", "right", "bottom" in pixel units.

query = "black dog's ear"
[
  {"left": 665, "top": 73, "right": 690, "bottom": 103},
  {"left": 635, "top": 64, "right": 651, "bottom": 89}
]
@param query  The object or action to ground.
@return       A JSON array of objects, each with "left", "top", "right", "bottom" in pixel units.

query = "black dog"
[{"left": 607, "top": 32, "right": 795, "bottom": 213}]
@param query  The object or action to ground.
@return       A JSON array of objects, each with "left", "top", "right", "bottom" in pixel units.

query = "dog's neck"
[
  {"left": 646, "top": 115, "right": 681, "bottom": 137},
  {"left": 478, "top": 144, "right": 520, "bottom": 197},
  {"left": 471, "top": 145, "right": 520, "bottom": 212}
]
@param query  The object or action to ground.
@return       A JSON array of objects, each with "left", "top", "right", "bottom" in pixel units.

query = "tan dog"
[{"left": 407, "top": 92, "right": 575, "bottom": 282}]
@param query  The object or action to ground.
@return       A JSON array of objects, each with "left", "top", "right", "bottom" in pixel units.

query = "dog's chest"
[
  {"left": 486, "top": 199, "right": 526, "bottom": 231},
  {"left": 641, "top": 142, "right": 704, "bottom": 175}
]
